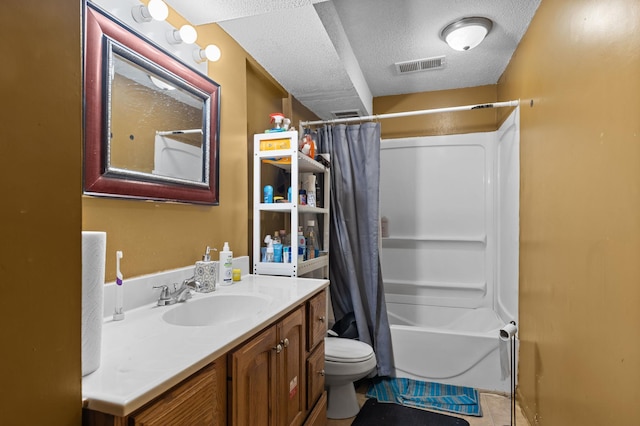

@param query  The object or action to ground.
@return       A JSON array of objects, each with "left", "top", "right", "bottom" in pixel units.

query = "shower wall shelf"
[
  {"left": 253, "top": 130, "right": 330, "bottom": 278},
  {"left": 382, "top": 235, "right": 487, "bottom": 244}
]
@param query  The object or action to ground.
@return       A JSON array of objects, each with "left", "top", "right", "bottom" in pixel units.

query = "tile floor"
[{"left": 327, "top": 381, "right": 530, "bottom": 426}]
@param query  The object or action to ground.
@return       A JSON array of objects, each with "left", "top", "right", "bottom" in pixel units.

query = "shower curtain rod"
[{"left": 299, "top": 99, "right": 520, "bottom": 129}]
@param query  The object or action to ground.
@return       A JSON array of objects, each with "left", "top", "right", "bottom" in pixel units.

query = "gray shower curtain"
[{"left": 316, "top": 122, "right": 394, "bottom": 377}]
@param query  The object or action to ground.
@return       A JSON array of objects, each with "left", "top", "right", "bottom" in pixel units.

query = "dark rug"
[{"left": 352, "top": 399, "right": 470, "bottom": 426}]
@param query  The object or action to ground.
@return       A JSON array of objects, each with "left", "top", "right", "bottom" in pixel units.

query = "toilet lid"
[{"left": 324, "top": 337, "right": 374, "bottom": 363}]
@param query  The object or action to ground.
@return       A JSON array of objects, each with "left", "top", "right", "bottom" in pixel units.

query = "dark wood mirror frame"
[{"left": 84, "top": 5, "right": 220, "bottom": 205}]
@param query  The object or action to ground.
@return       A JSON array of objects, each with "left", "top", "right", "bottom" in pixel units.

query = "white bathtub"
[{"left": 387, "top": 303, "right": 515, "bottom": 393}]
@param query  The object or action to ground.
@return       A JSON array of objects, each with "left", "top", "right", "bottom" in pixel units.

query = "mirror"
[{"left": 84, "top": 5, "right": 220, "bottom": 204}]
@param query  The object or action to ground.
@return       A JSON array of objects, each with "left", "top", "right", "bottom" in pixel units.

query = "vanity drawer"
[
  {"left": 306, "top": 341, "right": 325, "bottom": 410},
  {"left": 303, "top": 391, "right": 327, "bottom": 426},
  {"left": 306, "top": 290, "right": 327, "bottom": 352},
  {"left": 129, "top": 358, "right": 226, "bottom": 425}
]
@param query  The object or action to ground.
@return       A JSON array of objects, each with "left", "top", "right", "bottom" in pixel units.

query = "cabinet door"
[
  {"left": 306, "top": 290, "right": 327, "bottom": 352},
  {"left": 306, "top": 341, "right": 325, "bottom": 411},
  {"left": 278, "top": 307, "right": 306, "bottom": 426},
  {"left": 129, "top": 359, "right": 226, "bottom": 426},
  {"left": 229, "top": 325, "right": 278, "bottom": 426}
]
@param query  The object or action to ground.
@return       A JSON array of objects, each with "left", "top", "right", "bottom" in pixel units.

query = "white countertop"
[{"left": 82, "top": 274, "right": 329, "bottom": 417}]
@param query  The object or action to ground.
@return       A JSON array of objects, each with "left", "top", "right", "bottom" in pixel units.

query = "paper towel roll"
[{"left": 82, "top": 231, "right": 106, "bottom": 376}]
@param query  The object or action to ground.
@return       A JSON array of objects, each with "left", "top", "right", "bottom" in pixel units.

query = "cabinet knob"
[
  {"left": 319, "top": 369, "right": 325, "bottom": 376},
  {"left": 273, "top": 344, "right": 283, "bottom": 354},
  {"left": 281, "top": 338, "right": 289, "bottom": 348},
  {"left": 318, "top": 316, "right": 326, "bottom": 323}
]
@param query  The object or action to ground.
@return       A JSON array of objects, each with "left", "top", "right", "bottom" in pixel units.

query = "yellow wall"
[
  {"left": 374, "top": 85, "right": 499, "bottom": 138},
  {"left": 0, "top": 0, "right": 82, "bottom": 424},
  {"left": 498, "top": 0, "right": 640, "bottom": 424}
]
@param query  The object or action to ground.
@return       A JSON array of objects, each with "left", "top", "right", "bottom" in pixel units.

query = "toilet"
[{"left": 324, "top": 336, "right": 377, "bottom": 419}]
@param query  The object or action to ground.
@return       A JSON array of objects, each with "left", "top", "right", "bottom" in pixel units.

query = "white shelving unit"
[{"left": 253, "top": 131, "right": 330, "bottom": 277}]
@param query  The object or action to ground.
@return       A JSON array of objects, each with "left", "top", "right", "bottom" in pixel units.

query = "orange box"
[{"left": 260, "top": 138, "right": 290, "bottom": 151}]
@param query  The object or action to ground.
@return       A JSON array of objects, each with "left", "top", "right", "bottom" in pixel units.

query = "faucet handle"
[
  {"left": 153, "top": 285, "right": 170, "bottom": 300},
  {"left": 183, "top": 276, "right": 200, "bottom": 289}
]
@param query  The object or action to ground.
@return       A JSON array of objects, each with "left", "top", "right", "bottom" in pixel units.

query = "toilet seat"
[{"left": 325, "top": 337, "right": 374, "bottom": 363}]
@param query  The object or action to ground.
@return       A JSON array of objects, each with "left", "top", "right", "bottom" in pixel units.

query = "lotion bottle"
[{"left": 219, "top": 242, "right": 233, "bottom": 285}]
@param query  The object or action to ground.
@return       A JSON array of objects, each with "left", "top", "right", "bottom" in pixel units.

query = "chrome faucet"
[{"left": 153, "top": 277, "right": 200, "bottom": 306}]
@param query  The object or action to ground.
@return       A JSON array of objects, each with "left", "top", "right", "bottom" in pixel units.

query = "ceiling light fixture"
[
  {"left": 167, "top": 25, "right": 198, "bottom": 44},
  {"left": 440, "top": 17, "right": 493, "bottom": 51},
  {"left": 193, "top": 45, "right": 221, "bottom": 63},
  {"left": 131, "top": 0, "right": 169, "bottom": 23}
]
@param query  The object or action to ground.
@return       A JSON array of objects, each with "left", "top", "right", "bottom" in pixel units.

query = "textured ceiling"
[{"left": 165, "top": 0, "right": 541, "bottom": 119}]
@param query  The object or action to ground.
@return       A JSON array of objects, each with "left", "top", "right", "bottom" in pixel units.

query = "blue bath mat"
[{"left": 366, "top": 378, "right": 482, "bottom": 417}]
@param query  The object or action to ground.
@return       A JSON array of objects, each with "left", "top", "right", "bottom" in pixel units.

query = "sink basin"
[{"left": 162, "top": 293, "right": 273, "bottom": 327}]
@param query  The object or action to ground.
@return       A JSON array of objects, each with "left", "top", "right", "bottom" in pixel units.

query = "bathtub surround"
[
  {"left": 316, "top": 122, "right": 395, "bottom": 377},
  {"left": 380, "top": 108, "right": 520, "bottom": 392}
]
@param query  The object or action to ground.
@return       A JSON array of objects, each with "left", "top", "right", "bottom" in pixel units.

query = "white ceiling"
[{"left": 165, "top": 0, "right": 541, "bottom": 119}]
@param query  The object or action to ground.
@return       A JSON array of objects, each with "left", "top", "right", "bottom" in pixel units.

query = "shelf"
[
  {"left": 260, "top": 153, "right": 327, "bottom": 174},
  {"left": 256, "top": 204, "right": 328, "bottom": 214},
  {"left": 297, "top": 256, "right": 329, "bottom": 276},
  {"left": 254, "top": 262, "right": 296, "bottom": 276},
  {"left": 299, "top": 205, "right": 329, "bottom": 215},
  {"left": 382, "top": 235, "right": 486, "bottom": 244},
  {"left": 254, "top": 130, "right": 330, "bottom": 278},
  {"left": 253, "top": 256, "right": 328, "bottom": 277},
  {"left": 258, "top": 203, "right": 293, "bottom": 212}
]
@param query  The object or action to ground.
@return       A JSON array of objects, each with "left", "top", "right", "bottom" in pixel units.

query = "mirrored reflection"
[{"left": 107, "top": 42, "right": 208, "bottom": 186}]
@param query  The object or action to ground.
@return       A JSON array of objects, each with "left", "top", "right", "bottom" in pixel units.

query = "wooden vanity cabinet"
[
  {"left": 83, "top": 288, "right": 327, "bottom": 426},
  {"left": 304, "top": 290, "right": 327, "bottom": 423},
  {"left": 83, "top": 356, "right": 227, "bottom": 426},
  {"left": 228, "top": 306, "right": 305, "bottom": 426}
]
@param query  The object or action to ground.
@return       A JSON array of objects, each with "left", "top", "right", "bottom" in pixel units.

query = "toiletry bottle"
[
  {"left": 219, "top": 242, "right": 233, "bottom": 285},
  {"left": 272, "top": 232, "right": 283, "bottom": 263},
  {"left": 305, "top": 220, "right": 320, "bottom": 259},
  {"left": 264, "top": 185, "right": 273, "bottom": 203},
  {"left": 264, "top": 235, "right": 274, "bottom": 262},
  {"left": 195, "top": 246, "right": 216, "bottom": 292},
  {"left": 297, "top": 226, "right": 306, "bottom": 262}
]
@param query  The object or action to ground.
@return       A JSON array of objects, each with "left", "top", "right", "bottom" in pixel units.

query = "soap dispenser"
[
  {"left": 219, "top": 242, "right": 233, "bottom": 286},
  {"left": 195, "top": 246, "right": 216, "bottom": 292}
]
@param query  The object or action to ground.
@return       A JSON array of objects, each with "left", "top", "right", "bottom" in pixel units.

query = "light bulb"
[
  {"left": 147, "top": 0, "right": 169, "bottom": 21},
  {"left": 131, "top": 0, "right": 168, "bottom": 23},
  {"left": 194, "top": 44, "right": 221, "bottom": 63},
  {"left": 179, "top": 25, "right": 198, "bottom": 44},
  {"left": 167, "top": 25, "right": 198, "bottom": 44}
]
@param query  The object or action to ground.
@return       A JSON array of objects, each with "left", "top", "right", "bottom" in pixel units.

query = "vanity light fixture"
[
  {"left": 440, "top": 17, "right": 493, "bottom": 51},
  {"left": 167, "top": 24, "right": 198, "bottom": 44},
  {"left": 193, "top": 44, "right": 221, "bottom": 63},
  {"left": 131, "top": 0, "right": 169, "bottom": 23}
]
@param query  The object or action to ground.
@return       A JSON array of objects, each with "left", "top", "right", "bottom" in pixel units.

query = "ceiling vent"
[
  {"left": 394, "top": 56, "right": 446, "bottom": 74},
  {"left": 331, "top": 110, "right": 361, "bottom": 119}
]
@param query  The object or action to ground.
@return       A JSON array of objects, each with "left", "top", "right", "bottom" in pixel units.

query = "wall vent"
[
  {"left": 331, "top": 110, "right": 361, "bottom": 119},
  {"left": 394, "top": 56, "right": 446, "bottom": 74}
]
